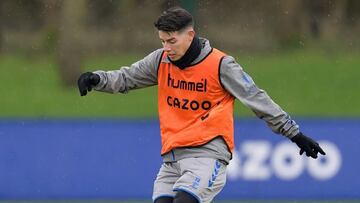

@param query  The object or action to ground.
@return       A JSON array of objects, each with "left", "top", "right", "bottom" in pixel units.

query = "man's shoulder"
[
  {"left": 197, "top": 38, "right": 235, "bottom": 64},
  {"left": 140, "top": 48, "right": 165, "bottom": 65},
  {"left": 147, "top": 48, "right": 164, "bottom": 59},
  {"left": 192, "top": 38, "right": 212, "bottom": 64}
]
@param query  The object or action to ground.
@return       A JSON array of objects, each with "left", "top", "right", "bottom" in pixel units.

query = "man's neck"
[{"left": 168, "top": 36, "right": 201, "bottom": 69}]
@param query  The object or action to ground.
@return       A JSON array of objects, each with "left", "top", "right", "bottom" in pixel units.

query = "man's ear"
[{"left": 188, "top": 30, "right": 195, "bottom": 41}]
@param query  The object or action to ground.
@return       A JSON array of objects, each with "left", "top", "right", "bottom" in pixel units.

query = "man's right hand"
[{"left": 77, "top": 72, "right": 100, "bottom": 96}]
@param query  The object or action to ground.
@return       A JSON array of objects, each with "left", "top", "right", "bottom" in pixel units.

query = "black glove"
[
  {"left": 77, "top": 72, "right": 100, "bottom": 96},
  {"left": 291, "top": 132, "right": 326, "bottom": 159}
]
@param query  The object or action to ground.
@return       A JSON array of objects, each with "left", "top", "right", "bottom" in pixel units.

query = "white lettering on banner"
[
  {"left": 271, "top": 142, "right": 305, "bottom": 180},
  {"left": 226, "top": 150, "right": 241, "bottom": 180},
  {"left": 242, "top": 141, "right": 271, "bottom": 180},
  {"left": 307, "top": 141, "right": 341, "bottom": 180},
  {"left": 227, "top": 140, "right": 341, "bottom": 181}
]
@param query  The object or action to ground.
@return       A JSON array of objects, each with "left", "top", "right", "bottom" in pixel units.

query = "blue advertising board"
[{"left": 0, "top": 119, "right": 359, "bottom": 200}]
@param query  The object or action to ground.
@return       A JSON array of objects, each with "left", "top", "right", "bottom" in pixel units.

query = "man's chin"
[{"left": 169, "top": 55, "right": 180, "bottom": 61}]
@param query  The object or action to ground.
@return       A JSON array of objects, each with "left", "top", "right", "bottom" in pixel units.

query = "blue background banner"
[{"left": 0, "top": 119, "right": 359, "bottom": 200}]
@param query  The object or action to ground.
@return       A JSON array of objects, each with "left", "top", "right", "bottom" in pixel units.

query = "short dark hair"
[{"left": 154, "top": 7, "right": 194, "bottom": 32}]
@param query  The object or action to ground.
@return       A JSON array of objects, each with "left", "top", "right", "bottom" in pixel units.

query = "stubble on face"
[{"left": 158, "top": 28, "right": 194, "bottom": 61}]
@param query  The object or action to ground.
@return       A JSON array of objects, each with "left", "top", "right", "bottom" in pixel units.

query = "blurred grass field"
[{"left": 0, "top": 48, "right": 359, "bottom": 118}]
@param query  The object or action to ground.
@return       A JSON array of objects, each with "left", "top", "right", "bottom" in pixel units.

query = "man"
[{"left": 77, "top": 7, "right": 325, "bottom": 203}]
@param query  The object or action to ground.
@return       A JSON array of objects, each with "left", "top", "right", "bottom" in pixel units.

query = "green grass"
[
  {"left": 238, "top": 49, "right": 360, "bottom": 117},
  {"left": 0, "top": 48, "right": 359, "bottom": 118}
]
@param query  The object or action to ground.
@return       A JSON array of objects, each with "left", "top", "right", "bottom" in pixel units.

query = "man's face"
[{"left": 158, "top": 29, "right": 194, "bottom": 61}]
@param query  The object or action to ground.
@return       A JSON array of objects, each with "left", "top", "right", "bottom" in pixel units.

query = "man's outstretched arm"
[
  {"left": 77, "top": 49, "right": 163, "bottom": 96},
  {"left": 219, "top": 55, "right": 325, "bottom": 159}
]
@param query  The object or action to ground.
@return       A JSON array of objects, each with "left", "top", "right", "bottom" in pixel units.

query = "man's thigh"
[
  {"left": 174, "top": 157, "right": 227, "bottom": 203},
  {"left": 153, "top": 162, "right": 180, "bottom": 202}
]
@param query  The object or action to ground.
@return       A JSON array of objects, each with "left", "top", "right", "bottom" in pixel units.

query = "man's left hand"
[{"left": 291, "top": 132, "right": 326, "bottom": 159}]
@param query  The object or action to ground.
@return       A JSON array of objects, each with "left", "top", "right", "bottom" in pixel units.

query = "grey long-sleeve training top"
[{"left": 93, "top": 38, "right": 299, "bottom": 164}]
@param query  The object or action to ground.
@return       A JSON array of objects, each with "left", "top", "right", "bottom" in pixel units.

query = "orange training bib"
[{"left": 157, "top": 48, "right": 235, "bottom": 155}]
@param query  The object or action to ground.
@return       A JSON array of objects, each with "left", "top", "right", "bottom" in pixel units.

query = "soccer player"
[{"left": 77, "top": 7, "right": 325, "bottom": 203}]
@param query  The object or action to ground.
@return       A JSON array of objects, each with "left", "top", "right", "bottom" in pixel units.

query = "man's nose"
[{"left": 163, "top": 44, "right": 171, "bottom": 52}]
